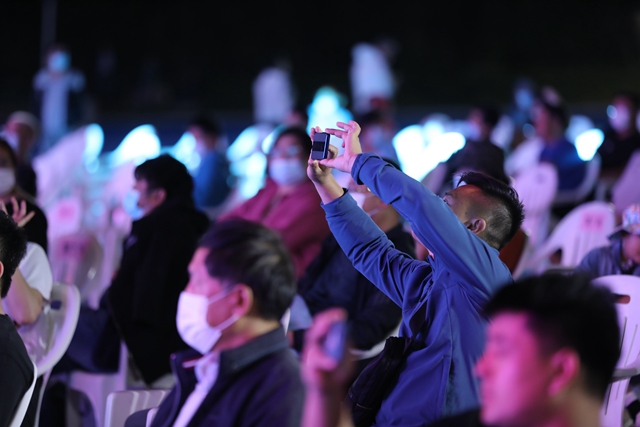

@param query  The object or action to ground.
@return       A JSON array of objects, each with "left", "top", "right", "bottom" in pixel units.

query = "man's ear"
[
  {"left": 233, "top": 284, "right": 254, "bottom": 318},
  {"left": 465, "top": 217, "right": 487, "bottom": 235},
  {"left": 548, "top": 349, "right": 581, "bottom": 397},
  {"left": 152, "top": 188, "right": 167, "bottom": 206},
  {"left": 0, "top": 261, "right": 4, "bottom": 280}
]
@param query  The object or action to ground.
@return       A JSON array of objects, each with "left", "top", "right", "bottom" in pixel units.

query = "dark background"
[{"left": 3, "top": 0, "right": 640, "bottom": 119}]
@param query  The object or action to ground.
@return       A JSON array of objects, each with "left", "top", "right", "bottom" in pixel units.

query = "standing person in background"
[
  {"left": 598, "top": 92, "right": 640, "bottom": 177},
  {"left": 188, "top": 115, "right": 232, "bottom": 218},
  {"left": 33, "top": 44, "right": 85, "bottom": 153},
  {"left": 219, "top": 127, "right": 329, "bottom": 278},
  {"left": 1, "top": 112, "right": 40, "bottom": 198}
]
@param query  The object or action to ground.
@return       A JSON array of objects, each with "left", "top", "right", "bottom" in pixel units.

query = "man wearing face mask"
[
  {"left": 32, "top": 44, "right": 85, "bottom": 154},
  {"left": 294, "top": 160, "right": 414, "bottom": 360},
  {"left": 126, "top": 219, "right": 304, "bottom": 427},
  {"left": 55, "top": 155, "right": 209, "bottom": 387},
  {"left": 597, "top": 92, "right": 640, "bottom": 177},
  {"left": 219, "top": 127, "right": 329, "bottom": 277}
]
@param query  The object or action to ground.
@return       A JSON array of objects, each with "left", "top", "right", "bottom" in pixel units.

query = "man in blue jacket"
[{"left": 307, "top": 121, "right": 524, "bottom": 426}]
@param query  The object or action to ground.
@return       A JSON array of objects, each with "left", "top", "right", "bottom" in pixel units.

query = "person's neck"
[
  {"left": 213, "top": 319, "right": 280, "bottom": 354},
  {"left": 529, "top": 396, "right": 602, "bottom": 427}
]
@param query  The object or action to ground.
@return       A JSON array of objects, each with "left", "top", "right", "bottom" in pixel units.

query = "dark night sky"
[{"left": 3, "top": 0, "right": 640, "bottom": 116}]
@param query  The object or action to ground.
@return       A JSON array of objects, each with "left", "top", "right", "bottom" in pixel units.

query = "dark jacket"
[
  {"left": 151, "top": 327, "right": 304, "bottom": 427},
  {"left": 298, "top": 224, "right": 415, "bottom": 350},
  {"left": 106, "top": 197, "right": 209, "bottom": 384}
]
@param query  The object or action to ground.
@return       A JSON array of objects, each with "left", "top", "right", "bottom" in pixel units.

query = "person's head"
[
  {"left": 133, "top": 154, "right": 194, "bottom": 216},
  {"left": 268, "top": 127, "right": 311, "bottom": 187},
  {"left": 467, "top": 106, "right": 500, "bottom": 141},
  {"left": 476, "top": 274, "right": 620, "bottom": 427},
  {"left": 188, "top": 115, "right": 222, "bottom": 152},
  {"left": 0, "top": 212, "right": 28, "bottom": 298},
  {"left": 46, "top": 44, "right": 71, "bottom": 74},
  {"left": 348, "top": 158, "right": 401, "bottom": 229},
  {"left": 513, "top": 78, "right": 537, "bottom": 112},
  {"left": 442, "top": 172, "right": 524, "bottom": 250},
  {"left": 608, "top": 92, "right": 640, "bottom": 136},
  {"left": 356, "top": 110, "right": 395, "bottom": 153},
  {"left": 610, "top": 203, "right": 640, "bottom": 264},
  {"left": 0, "top": 139, "right": 18, "bottom": 197},
  {"left": 533, "top": 88, "right": 568, "bottom": 142},
  {"left": 283, "top": 104, "right": 309, "bottom": 129},
  {"left": 179, "top": 219, "right": 296, "bottom": 353},
  {"left": 4, "top": 112, "right": 40, "bottom": 159}
]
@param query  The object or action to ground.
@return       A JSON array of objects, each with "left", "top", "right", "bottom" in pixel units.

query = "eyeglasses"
[{"left": 270, "top": 146, "right": 302, "bottom": 158}]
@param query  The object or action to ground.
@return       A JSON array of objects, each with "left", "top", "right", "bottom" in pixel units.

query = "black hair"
[
  {"left": 134, "top": 154, "right": 194, "bottom": 204},
  {"left": 0, "top": 138, "right": 18, "bottom": 168},
  {"left": 457, "top": 171, "right": 524, "bottom": 250},
  {"left": 356, "top": 110, "right": 388, "bottom": 128},
  {"left": 484, "top": 273, "right": 620, "bottom": 400},
  {"left": 473, "top": 105, "right": 500, "bottom": 128},
  {"left": 538, "top": 99, "right": 569, "bottom": 129},
  {"left": 200, "top": 219, "right": 296, "bottom": 320},
  {"left": 272, "top": 126, "right": 312, "bottom": 159},
  {"left": 189, "top": 115, "right": 222, "bottom": 137},
  {"left": 0, "top": 212, "right": 28, "bottom": 298}
]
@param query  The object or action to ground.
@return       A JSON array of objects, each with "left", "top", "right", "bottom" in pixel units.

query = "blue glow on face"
[
  {"left": 84, "top": 124, "right": 104, "bottom": 165},
  {"left": 108, "top": 124, "right": 161, "bottom": 166},
  {"left": 169, "top": 131, "right": 200, "bottom": 171},
  {"left": 574, "top": 128, "right": 604, "bottom": 161},
  {"left": 607, "top": 105, "right": 617, "bottom": 119}
]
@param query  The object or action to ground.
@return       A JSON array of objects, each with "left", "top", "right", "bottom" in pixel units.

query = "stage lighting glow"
[
  {"left": 108, "top": 125, "right": 161, "bottom": 166},
  {"left": 232, "top": 152, "right": 267, "bottom": 199},
  {"left": 607, "top": 105, "right": 617, "bottom": 119},
  {"left": 84, "top": 124, "right": 104, "bottom": 166},
  {"left": 227, "top": 126, "right": 260, "bottom": 162},
  {"left": 566, "top": 115, "right": 594, "bottom": 144},
  {"left": 392, "top": 125, "right": 425, "bottom": 175},
  {"left": 307, "top": 87, "right": 352, "bottom": 134},
  {"left": 574, "top": 128, "right": 604, "bottom": 161},
  {"left": 261, "top": 128, "right": 280, "bottom": 154},
  {"left": 170, "top": 131, "right": 201, "bottom": 171}
]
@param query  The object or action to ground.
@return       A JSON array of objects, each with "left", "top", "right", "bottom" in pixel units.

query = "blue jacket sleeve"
[
  {"left": 351, "top": 153, "right": 511, "bottom": 300},
  {"left": 323, "top": 192, "right": 430, "bottom": 307}
]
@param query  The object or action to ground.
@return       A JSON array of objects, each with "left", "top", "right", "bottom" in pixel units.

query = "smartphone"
[
  {"left": 322, "top": 320, "right": 348, "bottom": 363},
  {"left": 311, "top": 132, "right": 331, "bottom": 160}
]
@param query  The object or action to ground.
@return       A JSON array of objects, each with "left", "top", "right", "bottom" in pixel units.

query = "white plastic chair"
[
  {"left": 104, "top": 389, "right": 170, "bottom": 427},
  {"left": 511, "top": 163, "right": 559, "bottom": 248},
  {"left": 554, "top": 154, "right": 601, "bottom": 207},
  {"left": 612, "top": 149, "right": 640, "bottom": 216},
  {"left": 9, "top": 361, "right": 37, "bottom": 427},
  {"left": 67, "top": 342, "right": 129, "bottom": 427},
  {"left": 34, "top": 283, "right": 81, "bottom": 427},
  {"left": 593, "top": 275, "right": 640, "bottom": 427},
  {"left": 50, "top": 233, "right": 104, "bottom": 309},
  {"left": 524, "top": 201, "right": 615, "bottom": 274}
]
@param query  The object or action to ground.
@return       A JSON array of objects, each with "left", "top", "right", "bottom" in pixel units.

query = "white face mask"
[
  {"left": 0, "top": 168, "right": 16, "bottom": 195},
  {"left": 122, "top": 189, "right": 144, "bottom": 220},
  {"left": 176, "top": 290, "right": 240, "bottom": 354},
  {"left": 269, "top": 158, "right": 307, "bottom": 186}
]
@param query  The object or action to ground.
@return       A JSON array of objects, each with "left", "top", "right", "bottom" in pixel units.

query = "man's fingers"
[
  {"left": 327, "top": 145, "right": 339, "bottom": 159},
  {"left": 0, "top": 201, "right": 6, "bottom": 215},
  {"left": 11, "top": 197, "right": 19, "bottom": 214},
  {"left": 18, "top": 211, "right": 35, "bottom": 227},
  {"left": 325, "top": 128, "right": 346, "bottom": 138},
  {"left": 19, "top": 200, "right": 27, "bottom": 217}
]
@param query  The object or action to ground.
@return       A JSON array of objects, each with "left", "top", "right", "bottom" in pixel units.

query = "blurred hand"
[
  {"left": 319, "top": 121, "right": 363, "bottom": 174},
  {"left": 1, "top": 197, "right": 35, "bottom": 228},
  {"left": 307, "top": 126, "right": 339, "bottom": 186}
]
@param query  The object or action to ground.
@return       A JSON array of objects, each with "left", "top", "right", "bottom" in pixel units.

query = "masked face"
[
  {"left": 47, "top": 51, "right": 71, "bottom": 73},
  {"left": 122, "top": 189, "right": 144, "bottom": 220}
]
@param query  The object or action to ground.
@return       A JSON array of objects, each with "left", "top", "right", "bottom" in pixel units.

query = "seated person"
[
  {"left": 127, "top": 219, "right": 304, "bottom": 427},
  {"left": 598, "top": 92, "right": 640, "bottom": 178},
  {"left": 575, "top": 203, "right": 640, "bottom": 279},
  {"left": 59, "top": 155, "right": 209, "bottom": 385},
  {"left": 2, "top": 111, "right": 40, "bottom": 198},
  {"left": 187, "top": 115, "right": 232, "bottom": 216},
  {"left": 295, "top": 164, "right": 415, "bottom": 354},
  {"left": 0, "top": 211, "right": 33, "bottom": 426},
  {"left": 302, "top": 273, "right": 621, "bottom": 427},
  {"left": 219, "top": 127, "right": 329, "bottom": 277},
  {"left": 445, "top": 106, "right": 508, "bottom": 186},
  {"left": 0, "top": 139, "right": 48, "bottom": 252}
]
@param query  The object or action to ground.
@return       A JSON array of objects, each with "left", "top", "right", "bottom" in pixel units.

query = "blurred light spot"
[
  {"left": 170, "top": 131, "right": 201, "bottom": 171},
  {"left": 84, "top": 124, "right": 104, "bottom": 165},
  {"left": 108, "top": 125, "right": 161, "bottom": 166},
  {"left": 565, "top": 115, "right": 594, "bottom": 144},
  {"left": 575, "top": 128, "right": 604, "bottom": 161},
  {"left": 607, "top": 105, "right": 617, "bottom": 119}
]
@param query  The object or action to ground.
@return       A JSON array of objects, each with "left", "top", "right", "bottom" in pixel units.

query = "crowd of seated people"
[{"left": 0, "top": 74, "right": 639, "bottom": 427}]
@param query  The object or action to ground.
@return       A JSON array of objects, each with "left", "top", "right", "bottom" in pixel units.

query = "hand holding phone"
[{"left": 311, "top": 132, "right": 331, "bottom": 160}]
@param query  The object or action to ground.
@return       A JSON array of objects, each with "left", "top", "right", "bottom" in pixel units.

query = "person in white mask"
[
  {"left": 219, "top": 127, "right": 329, "bottom": 278},
  {"left": 597, "top": 92, "right": 640, "bottom": 178},
  {"left": 126, "top": 218, "right": 304, "bottom": 427}
]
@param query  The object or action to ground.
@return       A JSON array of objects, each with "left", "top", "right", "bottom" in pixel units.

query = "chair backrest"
[
  {"left": 104, "top": 389, "right": 170, "bottom": 427},
  {"left": 593, "top": 275, "right": 640, "bottom": 371},
  {"left": 9, "top": 361, "right": 37, "bottom": 427},
  {"left": 612, "top": 149, "right": 640, "bottom": 216},
  {"left": 526, "top": 201, "right": 615, "bottom": 273},
  {"left": 554, "top": 154, "right": 601, "bottom": 206},
  {"left": 36, "top": 283, "right": 81, "bottom": 376},
  {"left": 512, "top": 163, "right": 558, "bottom": 247},
  {"left": 50, "top": 233, "right": 103, "bottom": 307}
]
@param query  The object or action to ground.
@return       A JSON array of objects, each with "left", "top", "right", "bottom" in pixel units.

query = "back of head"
[
  {"left": 484, "top": 273, "right": 620, "bottom": 400},
  {"left": 189, "top": 115, "right": 222, "bottom": 138},
  {"left": 200, "top": 219, "right": 296, "bottom": 320},
  {"left": 474, "top": 105, "right": 500, "bottom": 129},
  {"left": 457, "top": 171, "right": 524, "bottom": 250},
  {"left": 134, "top": 154, "right": 194, "bottom": 205},
  {"left": 0, "top": 212, "right": 27, "bottom": 298}
]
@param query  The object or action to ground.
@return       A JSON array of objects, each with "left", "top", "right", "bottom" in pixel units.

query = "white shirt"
[
  {"left": 172, "top": 351, "right": 220, "bottom": 427},
  {"left": 1, "top": 242, "right": 54, "bottom": 364}
]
